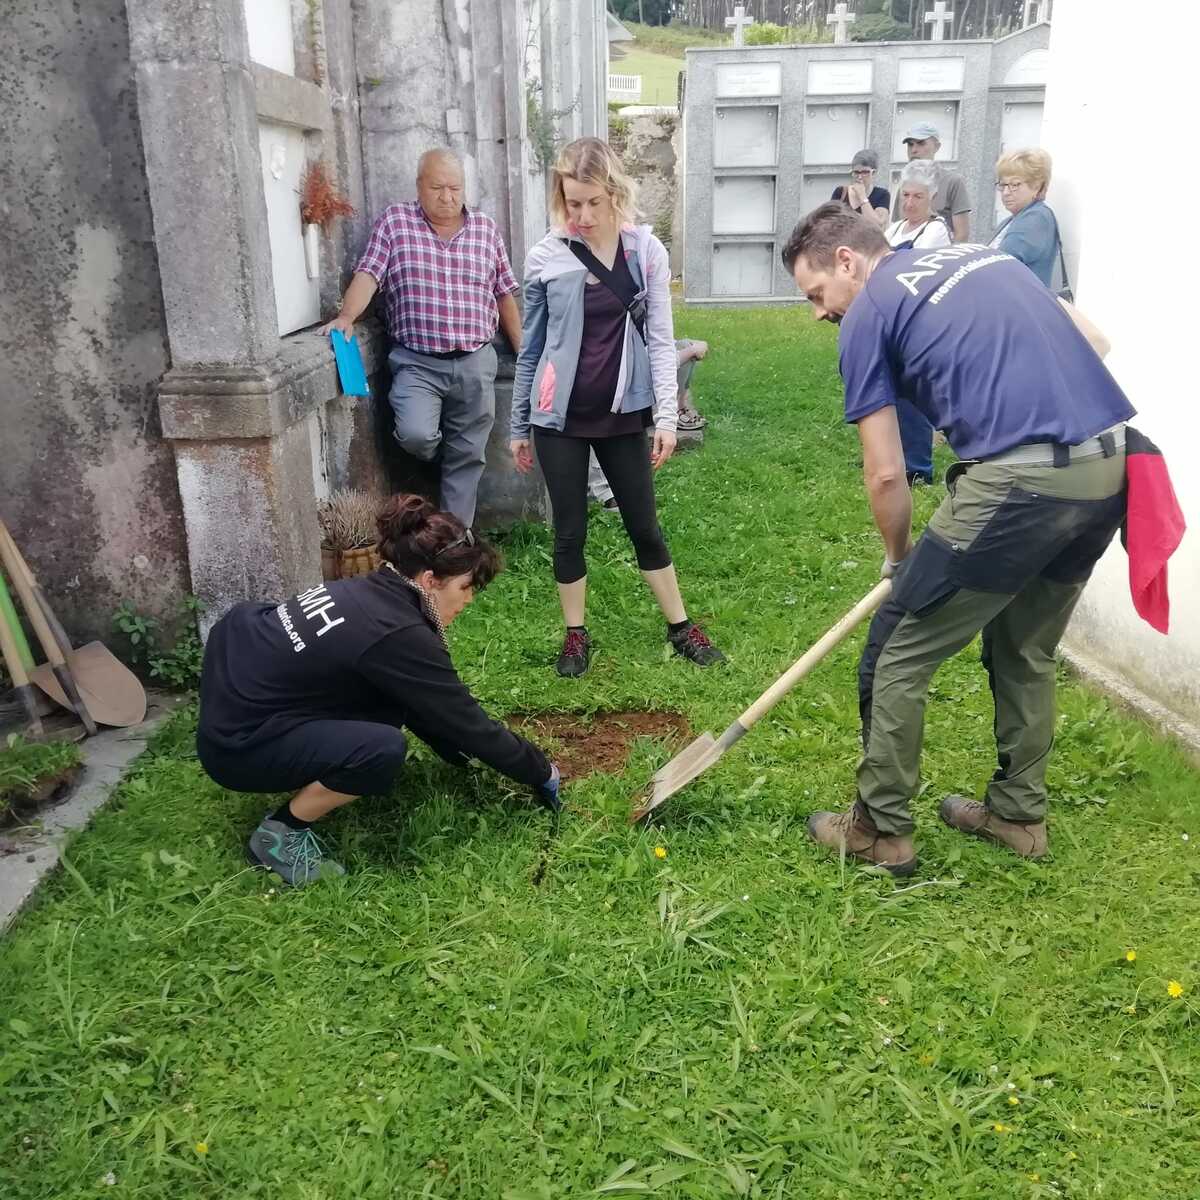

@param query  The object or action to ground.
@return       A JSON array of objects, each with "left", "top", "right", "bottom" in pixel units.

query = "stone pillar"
[
  {"left": 126, "top": 0, "right": 386, "bottom": 633},
  {"left": 126, "top": 0, "right": 279, "bottom": 366}
]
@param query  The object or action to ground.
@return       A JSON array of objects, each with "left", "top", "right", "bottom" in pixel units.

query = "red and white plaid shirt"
[{"left": 355, "top": 201, "right": 518, "bottom": 354}]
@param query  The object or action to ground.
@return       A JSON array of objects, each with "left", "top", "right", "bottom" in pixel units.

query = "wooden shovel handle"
[
  {"left": 0, "top": 520, "right": 98, "bottom": 735},
  {"left": 0, "top": 587, "right": 34, "bottom": 688},
  {"left": 0, "top": 572, "right": 46, "bottom": 735},
  {"left": 0, "top": 522, "right": 64, "bottom": 668},
  {"left": 736, "top": 579, "right": 893, "bottom": 733}
]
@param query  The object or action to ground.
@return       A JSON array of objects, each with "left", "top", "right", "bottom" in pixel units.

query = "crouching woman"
[{"left": 196, "top": 494, "right": 560, "bottom": 886}]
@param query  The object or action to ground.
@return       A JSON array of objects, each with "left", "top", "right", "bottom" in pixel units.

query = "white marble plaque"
[
  {"left": 1003, "top": 49, "right": 1049, "bottom": 87},
  {"left": 803, "top": 104, "right": 868, "bottom": 165},
  {"left": 258, "top": 121, "right": 320, "bottom": 336},
  {"left": 807, "top": 59, "right": 873, "bottom": 95},
  {"left": 801, "top": 174, "right": 847, "bottom": 218},
  {"left": 712, "top": 176, "right": 776, "bottom": 234},
  {"left": 897, "top": 57, "right": 965, "bottom": 93},
  {"left": 716, "top": 61, "right": 782, "bottom": 97},
  {"left": 714, "top": 106, "right": 778, "bottom": 167},
  {"left": 712, "top": 243, "right": 774, "bottom": 296},
  {"left": 893, "top": 101, "right": 958, "bottom": 160}
]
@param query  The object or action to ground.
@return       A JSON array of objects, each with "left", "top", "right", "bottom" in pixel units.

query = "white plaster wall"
[
  {"left": 1043, "top": 0, "right": 1200, "bottom": 721},
  {"left": 244, "top": 0, "right": 296, "bottom": 75}
]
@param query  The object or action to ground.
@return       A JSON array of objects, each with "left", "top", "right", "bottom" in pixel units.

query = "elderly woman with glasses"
[
  {"left": 197, "top": 493, "right": 561, "bottom": 887},
  {"left": 832, "top": 149, "right": 890, "bottom": 227},
  {"left": 990, "top": 148, "right": 1059, "bottom": 287}
]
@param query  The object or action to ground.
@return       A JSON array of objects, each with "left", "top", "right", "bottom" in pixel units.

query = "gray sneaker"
[{"left": 246, "top": 816, "right": 346, "bottom": 887}]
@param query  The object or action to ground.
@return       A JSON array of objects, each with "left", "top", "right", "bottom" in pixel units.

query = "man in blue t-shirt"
[{"left": 781, "top": 201, "right": 1134, "bottom": 877}]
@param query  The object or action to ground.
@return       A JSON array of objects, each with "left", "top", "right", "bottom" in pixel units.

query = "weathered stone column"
[
  {"left": 126, "top": 0, "right": 385, "bottom": 633},
  {"left": 126, "top": 0, "right": 278, "bottom": 366}
]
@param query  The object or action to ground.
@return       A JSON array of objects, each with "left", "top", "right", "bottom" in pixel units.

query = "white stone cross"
[
  {"left": 1023, "top": 0, "right": 1049, "bottom": 25},
  {"left": 826, "top": 2, "right": 857, "bottom": 45},
  {"left": 924, "top": 1, "right": 955, "bottom": 41},
  {"left": 726, "top": 4, "right": 755, "bottom": 47}
]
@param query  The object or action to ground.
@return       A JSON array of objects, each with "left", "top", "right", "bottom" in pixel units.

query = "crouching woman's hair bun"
[{"left": 376, "top": 494, "right": 501, "bottom": 590}]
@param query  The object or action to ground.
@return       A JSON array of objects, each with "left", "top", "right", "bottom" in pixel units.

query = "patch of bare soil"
[
  {"left": 1, "top": 762, "right": 83, "bottom": 830},
  {"left": 506, "top": 711, "right": 691, "bottom": 782}
]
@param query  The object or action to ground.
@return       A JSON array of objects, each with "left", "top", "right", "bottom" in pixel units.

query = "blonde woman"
[
  {"left": 510, "top": 138, "right": 724, "bottom": 677},
  {"left": 990, "top": 148, "right": 1059, "bottom": 287}
]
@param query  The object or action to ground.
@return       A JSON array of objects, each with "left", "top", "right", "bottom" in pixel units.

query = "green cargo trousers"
[{"left": 856, "top": 447, "right": 1127, "bottom": 836}]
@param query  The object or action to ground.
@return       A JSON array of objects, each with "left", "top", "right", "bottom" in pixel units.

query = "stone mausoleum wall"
[
  {"left": 0, "top": 0, "right": 190, "bottom": 641},
  {"left": 1, "top": 0, "right": 609, "bottom": 644}
]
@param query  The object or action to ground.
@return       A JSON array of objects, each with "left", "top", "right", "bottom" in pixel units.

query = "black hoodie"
[{"left": 197, "top": 570, "right": 549, "bottom": 787}]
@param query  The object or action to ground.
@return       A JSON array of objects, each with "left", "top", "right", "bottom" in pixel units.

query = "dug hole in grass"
[
  {"left": 0, "top": 308, "right": 1198, "bottom": 1198},
  {"left": 0, "top": 734, "right": 83, "bottom": 826}
]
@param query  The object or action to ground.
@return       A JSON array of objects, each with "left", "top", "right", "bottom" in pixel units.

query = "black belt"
[{"left": 404, "top": 344, "right": 483, "bottom": 361}]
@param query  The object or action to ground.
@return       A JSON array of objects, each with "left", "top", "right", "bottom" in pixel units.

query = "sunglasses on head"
[{"left": 435, "top": 528, "right": 476, "bottom": 557}]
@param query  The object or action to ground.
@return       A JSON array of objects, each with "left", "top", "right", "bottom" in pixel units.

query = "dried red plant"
[{"left": 299, "top": 161, "right": 356, "bottom": 230}]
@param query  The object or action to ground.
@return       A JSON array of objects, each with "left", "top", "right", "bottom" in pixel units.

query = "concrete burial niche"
[
  {"left": 714, "top": 105, "right": 778, "bottom": 168},
  {"left": 682, "top": 23, "right": 1050, "bottom": 305}
]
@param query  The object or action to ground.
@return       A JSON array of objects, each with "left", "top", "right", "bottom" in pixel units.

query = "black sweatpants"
[
  {"left": 533, "top": 428, "right": 672, "bottom": 584},
  {"left": 198, "top": 717, "right": 409, "bottom": 798}
]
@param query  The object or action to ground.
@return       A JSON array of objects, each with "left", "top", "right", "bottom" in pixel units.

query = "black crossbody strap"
[
  {"left": 563, "top": 239, "right": 647, "bottom": 343},
  {"left": 1054, "top": 216, "right": 1071, "bottom": 296}
]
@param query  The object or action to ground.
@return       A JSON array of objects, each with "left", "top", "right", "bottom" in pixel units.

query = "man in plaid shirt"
[{"left": 323, "top": 149, "right": 522, "bottom": 525}]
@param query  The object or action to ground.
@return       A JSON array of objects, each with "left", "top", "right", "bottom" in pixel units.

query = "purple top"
[{"left": 558, "top": 250, "right": 650, "bottom": 439}]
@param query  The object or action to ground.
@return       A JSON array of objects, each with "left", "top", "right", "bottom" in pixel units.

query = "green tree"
[
  {"left": 851, "top": 11, "right": 913, "bottom": 39},
  {"left": 610, "top": 0, "right": 673, "bottom": 26}
]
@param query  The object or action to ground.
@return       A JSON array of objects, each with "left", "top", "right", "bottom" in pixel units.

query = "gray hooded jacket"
[{"left": 511, "top": 224, "right": 679, "bottom": 440}]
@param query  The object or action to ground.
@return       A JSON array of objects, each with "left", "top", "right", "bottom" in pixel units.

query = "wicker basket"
[{"left": 338, "top": 544, "right": 382, "bottom": 578}]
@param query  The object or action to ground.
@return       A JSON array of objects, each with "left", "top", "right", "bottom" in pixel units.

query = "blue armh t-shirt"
[{"left": 838, "top": 246, "right": 1135, "bottom": 460}]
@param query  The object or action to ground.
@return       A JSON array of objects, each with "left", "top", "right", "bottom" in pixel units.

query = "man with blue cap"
[{"left": 895, "top": 122, "right": 972, "bottom": 243}]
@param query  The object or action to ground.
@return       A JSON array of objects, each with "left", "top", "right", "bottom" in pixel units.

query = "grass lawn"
[
  {"left": 2, "top": 308, "right": 1199, "bottom": 1198},
  {"left": 611, "top": 46, "right": 685, "bottom": 106}
]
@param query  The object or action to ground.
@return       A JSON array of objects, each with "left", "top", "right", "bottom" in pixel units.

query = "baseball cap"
[{"left": 902, "top": 121, "right": 940, "bottom": 143}]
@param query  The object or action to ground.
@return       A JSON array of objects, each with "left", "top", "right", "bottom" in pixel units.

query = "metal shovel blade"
[
  {"left": 631, "top": 731, "right": 720, "bottom": 823},
  {"left": 30, "top": 641, "right": 147, "bottom": 728}
]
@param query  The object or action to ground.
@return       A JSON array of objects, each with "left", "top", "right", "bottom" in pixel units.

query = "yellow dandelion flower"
[
  {"left": 1125, "top": 950, "right": 1137, "bottom": 963},
  {"left": 1124, "top": 1004, "right": 1137, "bottom": 1015},
  {"left": 992, "top": 1122, "right": 1010, "bottom": 1133},
  {"left": 653, "top": 846, "right": 667, "bottom": 860},
  {"left": 918, "top": 1053, "right": 934, "bottom": 1066},
  {"left": 1028, "top": 1173, "right": 1041, "bottom": 1182},
  {"left": 1167, "top": 979, "right": 1185, "bottom": 998},
  {"left": 1008, "top": 1095, "right": 1021, "bottom": 1106},
  {"left": 194, "top": 1142, "right": 209, "bottom": 1156}
]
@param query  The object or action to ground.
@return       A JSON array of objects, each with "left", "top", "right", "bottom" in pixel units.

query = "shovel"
[
  {"left": 0, "top": 521, "right": 146, "bottom": 730},
  {"left": 0, "top": 567, "right": 44, "bottom": 739},
  {"left": 633, "top": 579, "right": 892, "bottom": 823}
]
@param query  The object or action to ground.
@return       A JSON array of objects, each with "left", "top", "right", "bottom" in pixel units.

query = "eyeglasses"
[
  {"left": 851, "top": 168, "right": 873, "bottom": 176},
  {"left": 435, "top": 528, "right": 476, "bottom": 557},
  {"left": 995, "top": 181, "right": 1026, "bottom": 192}
]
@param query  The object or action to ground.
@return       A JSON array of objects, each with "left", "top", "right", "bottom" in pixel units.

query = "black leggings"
[
  {"left": 534, "top": 429, "right": 672, "bottom": 584},
  {"left": 197, "top": 718, "right": 409, "bottom": 798}
]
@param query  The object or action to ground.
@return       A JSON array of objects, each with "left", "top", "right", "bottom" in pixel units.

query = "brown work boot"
[
  {"left": 806, "top": 803, "right": 918, "bottom": 877},
  {"left": 939, "top": 795, "right": 1047, "bottom": 859}
]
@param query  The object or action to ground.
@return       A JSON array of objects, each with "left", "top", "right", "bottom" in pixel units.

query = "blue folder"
[{"left": 330, "top": 329, "right": 370, "bottom": 397}]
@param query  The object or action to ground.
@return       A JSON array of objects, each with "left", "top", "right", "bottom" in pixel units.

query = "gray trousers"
[
  {"left": 856, "top": 450, "right": 1127, "bottom": 834},
  {"left": 387, "top": 343, "right": 498, "bottom": 526}
]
